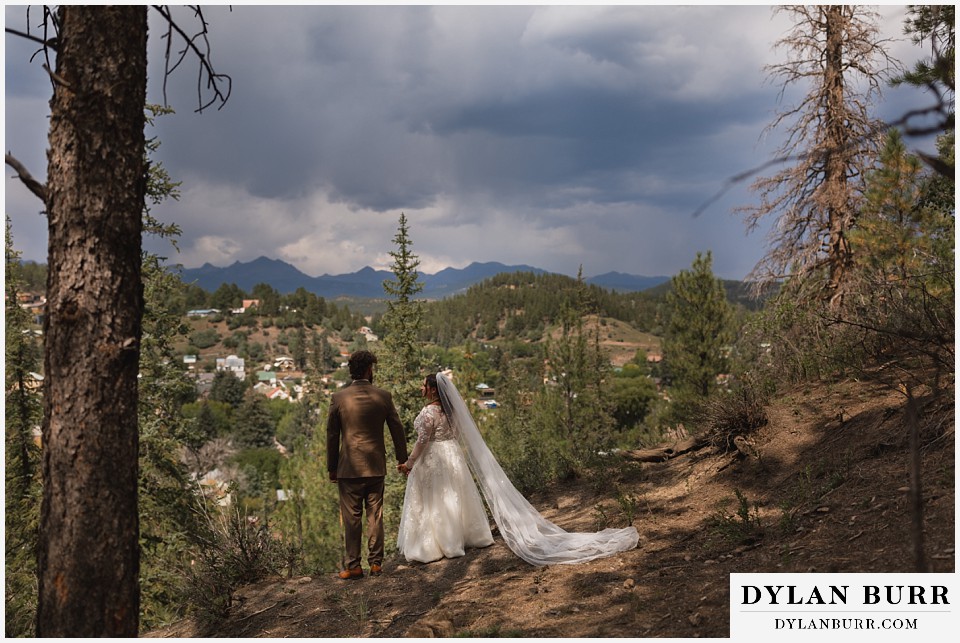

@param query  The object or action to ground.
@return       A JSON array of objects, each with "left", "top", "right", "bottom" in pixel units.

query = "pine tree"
[
  {"left": 5, "top": 219, "right": 43, "bottom": 636},
  {"left": 843, "top": 128, "right": 954, "bottom": 376},
  {"left": 379, "top": 212, "right": 425, "bottom": 434},
  {"left": 542, "top": 268, "right": 616, "bottom": 470},
  {"left": 662, "top": 252, "right": 733, "bottom": 419},
  {"left": 235, "top": 393, "right": 276, "bottom": 448},
  {"left": 274, "top": 422, "right": 342, "bottom": 574},
  {"left": 138, "top": 104, "right": 210, "bottom": 631}
]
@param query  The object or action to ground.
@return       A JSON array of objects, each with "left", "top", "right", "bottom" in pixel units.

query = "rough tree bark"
[
  {"left": 36, "top": 6, "right": 147, "bottom": 637},
  {"left": 823, "top": 5, "right": 852, "bottom": 299}
]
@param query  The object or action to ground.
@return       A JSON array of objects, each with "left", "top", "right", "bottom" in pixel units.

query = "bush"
[
  {"left": 695, "top": 379, "right": 769, "bottom": 452},
  {"left": 182, "top": 505, "right": 293, "bottom": 625},
  {"left": 189, "top": 328, "right": 221, "bottom": 350}
]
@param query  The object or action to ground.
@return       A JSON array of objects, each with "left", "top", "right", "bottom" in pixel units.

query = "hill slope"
[{"left": 145, "top": 375, "right": 954, "bottom": 638}]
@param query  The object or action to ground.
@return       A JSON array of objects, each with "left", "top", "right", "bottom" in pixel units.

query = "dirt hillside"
[{"left": 146, "top": 376, "right": 954, "bottom": 638}]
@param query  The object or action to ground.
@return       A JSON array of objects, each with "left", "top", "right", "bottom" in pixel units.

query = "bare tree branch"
[
  {"left": 151, "top": 5, "right": 232, "bottom": 113},
  {"left": 692, "top": 95, "right": 953, "bottom": 220},
  {"left": 4, "top": 27, "right": 56, "bottom": 50},
  {"left": 5, "top": 152, "right": 48, "bottom": 203}
]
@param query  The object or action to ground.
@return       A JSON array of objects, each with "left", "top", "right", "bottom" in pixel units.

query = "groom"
[{"left": 326, "top": 350, "right": 408, "bottom": 579}]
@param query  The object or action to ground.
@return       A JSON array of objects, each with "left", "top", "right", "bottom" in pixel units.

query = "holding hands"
[{"left": 398, "top": 461, "right": 412, "bottom": 477}]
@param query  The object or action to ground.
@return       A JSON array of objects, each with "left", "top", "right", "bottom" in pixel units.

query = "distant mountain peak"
[{"left": 177, "top": 257, "right": 667, "bottom": 298}]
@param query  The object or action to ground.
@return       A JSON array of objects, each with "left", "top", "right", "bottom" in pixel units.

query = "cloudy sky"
[{"left": 4, "top": 4, "right": 933, "bottom": 281}]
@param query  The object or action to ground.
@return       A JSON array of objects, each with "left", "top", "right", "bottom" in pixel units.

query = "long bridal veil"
[{"left": 437, "top": 373, "right": 639, "bottom": 566}]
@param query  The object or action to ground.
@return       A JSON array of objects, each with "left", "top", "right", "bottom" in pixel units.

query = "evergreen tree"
[
  {"left": 292, "top": 326, "right": 307, "bottom": 370},
  {"left": 662, "top": 252, "right": 734, "bottom": 419},
  {"left": 484, "top": 359, "right": 558, "bottom": 493},
  {"left": 274, "top": 417, "right": 342, "bottom": 574},
  {"left": 542, "top": 268, "right": 616, "bottom": 468},
  {"left": 209, "top": 370, "right": 247, "bottom": 408},
  {"left": 137, "top": 104, "right": 210, "bottom": 631},
  {"left": 842, "top": 128, "right": 954, "bottom": 376},
  {"left": 274, "top": 353, "right": 341, "bottom": 574},
  {"left": 892, "top": 4, "right": 954, "bottom": 133},
  {"left": 5, "top": 219, "right": 43, "bottom": 636},
  {"left": 234, "top": 393, "right": 276, "bottom": 448},
  {"left": 379, "top": 212, "right": 425, "bottom": 434}
]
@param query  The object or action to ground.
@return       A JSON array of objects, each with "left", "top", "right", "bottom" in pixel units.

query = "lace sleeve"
[{"left": 414, "top": 406, "right": 438, "bottom": 445}]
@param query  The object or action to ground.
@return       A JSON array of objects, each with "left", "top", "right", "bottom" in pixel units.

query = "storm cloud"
[{"left": 4, "top": 5, "right": 928, "bottom": 280}]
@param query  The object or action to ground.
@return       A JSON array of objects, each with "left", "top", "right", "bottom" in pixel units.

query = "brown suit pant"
[{"left": 338, "top": 477, "right": 385, "bottom": 570}]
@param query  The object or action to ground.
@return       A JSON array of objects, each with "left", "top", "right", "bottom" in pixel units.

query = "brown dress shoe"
[
  {"left": 338, "top": 567, "right": 363, "bottom": 580},
  {"left": 369, "top": 564, "right": 382, "bottom": 577}
]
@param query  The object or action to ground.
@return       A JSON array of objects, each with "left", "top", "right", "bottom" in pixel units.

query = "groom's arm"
[
  {"left": 325, "top": 398, "right": 341, "bottom": 481},
  {"left": 385, "top": 394, "right": 408, "bottom": 464}
]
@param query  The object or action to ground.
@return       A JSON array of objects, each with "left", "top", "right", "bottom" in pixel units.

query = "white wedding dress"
[
  {"left": 398, "top": 374, "right": 639, "bottom": 567},
  {"left": 396, "top": 404, "right": 494, "bottom": 563}
]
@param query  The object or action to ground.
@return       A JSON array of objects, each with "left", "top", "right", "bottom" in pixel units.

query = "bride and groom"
[{"left": 326, "top": 350, "right": 638, "bottom": 579}]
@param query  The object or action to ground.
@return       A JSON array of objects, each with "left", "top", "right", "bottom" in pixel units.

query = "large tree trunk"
[
  {"left": 37, "top": 6, "right": 147, "bottom": 637},
  {"left": 823, "top": 5, "right": 852, "bottom": 303}
]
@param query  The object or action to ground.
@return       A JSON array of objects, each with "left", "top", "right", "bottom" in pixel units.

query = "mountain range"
[{"left": 177, "top": 256, "right": 669, "bottom": 299}]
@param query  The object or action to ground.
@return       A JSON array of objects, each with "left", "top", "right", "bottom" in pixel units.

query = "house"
[
  {"left": 274, "top": 356, "right": 295, "bottom": 371},
  {"left": 216, "top": 354, "right": 245, "bottom": 379},
  {"left": 242, "top": 299, "right": 260, "bottom": 310},
  {"left": 475, "top": 383, "right": 496, "bottom": 398},
  {"left": 359, "top": 326, "right": 379, "bottom": 342},
  {"left": 183, "top": 355, "right": 198, "bottom": 370},
  {"left": 265, "top": 386, "right": 291, "bottom": 402}
]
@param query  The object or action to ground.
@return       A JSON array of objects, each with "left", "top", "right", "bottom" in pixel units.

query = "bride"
[
  {"left": 396, "top": 374, "right": 494, "bottom": 563},
  {"left": 397, "top": 372, "right": 639, "bottom": 566}
]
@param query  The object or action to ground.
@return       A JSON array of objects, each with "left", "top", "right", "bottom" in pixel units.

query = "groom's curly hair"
[{"left": 348, "top": 350, "right": 378, "bottom": 380}]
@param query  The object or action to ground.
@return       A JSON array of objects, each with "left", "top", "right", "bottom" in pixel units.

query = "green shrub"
[
  {"left": 182, "top": 504, "right": 293, "bottom": 624},
  {"left": 189, "top": 328, "right": 221, "bottom": 350}
]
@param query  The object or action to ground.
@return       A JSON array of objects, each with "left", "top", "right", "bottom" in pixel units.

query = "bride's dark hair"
[{"left": 425, "top": 373, "right": 450, "bottom": 416}]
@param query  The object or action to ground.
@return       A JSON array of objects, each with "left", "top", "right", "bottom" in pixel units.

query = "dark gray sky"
[{"left": 4, "top": 4, "right": 930, "bottom": 280}]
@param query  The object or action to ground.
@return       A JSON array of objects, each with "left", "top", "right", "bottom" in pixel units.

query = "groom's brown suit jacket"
[{"left": 326, "top": 380, "right": 408, "bottom": 478}]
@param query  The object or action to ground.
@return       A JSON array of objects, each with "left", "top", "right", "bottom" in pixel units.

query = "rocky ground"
[{"left": 146, "top": 375, "right": 954, "bottom": 638}]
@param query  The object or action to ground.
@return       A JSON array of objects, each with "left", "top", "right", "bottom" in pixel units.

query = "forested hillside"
[{"left": 417, "top": 271, "right": 663, "bottom": 346}]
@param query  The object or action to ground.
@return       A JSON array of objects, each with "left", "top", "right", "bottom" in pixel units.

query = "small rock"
[
  {"left": 405, "top": 620, "right": 454, "bottom": 638},
  {"left": 683, "top": 555, "right": 692, "bottom": 562},
  {"left": 572, "top": 607, "right": 580, "bottom": 613},
  {"left": 623, "top": 578, "right": 636, "bottom": 590},
  {"left": 815, "top": 506, "right": 831, "bottom": 513},
  {"left": 297, "top": 576, "right": 312, "bottom": 584},
  {"left": 688, "top": 612, "right": 703, "bottom": 627}
]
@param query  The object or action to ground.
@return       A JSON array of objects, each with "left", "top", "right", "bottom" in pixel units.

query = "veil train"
[{"left": 437, "top": 373, "right": 639, "bottom": 566}]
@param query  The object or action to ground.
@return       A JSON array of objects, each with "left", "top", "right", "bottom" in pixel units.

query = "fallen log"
[{"left": 622, "top": 436, "right": 708, "bottom": 462}]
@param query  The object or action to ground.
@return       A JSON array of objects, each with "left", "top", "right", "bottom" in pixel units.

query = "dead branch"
[
  {"left": 236, "top": 601, "right": 283, "bottom": 621},
  {"left": 4, "top": 27, "right": 56, "bottom": 50},
  {"left": 42, "top": 63, "right": 71, "bottom": 90},
  {"left": 151, "top": 5, "right": 232, "bottom": 113},
  {"left": 5, "top": 152, "right": 48, "bottom": 203},
  {"left": 621, "top": 436, "right": 708, "bottom": 463}
]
